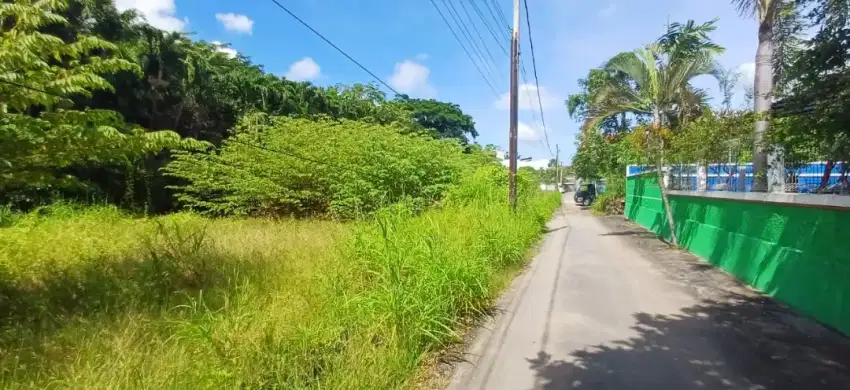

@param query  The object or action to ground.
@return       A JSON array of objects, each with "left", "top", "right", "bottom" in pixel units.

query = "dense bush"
[
  {"left": 165, "top": 113, "right": 474, "bottom": 219},
  {"left": 591, "top": 192, "right": 624, "bottom": 215}
]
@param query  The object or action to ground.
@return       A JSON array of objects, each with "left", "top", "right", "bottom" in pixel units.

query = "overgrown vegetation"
[
  {"left": 0, "top": 3, "right": 565, "bottom": 388},
  {"left": 0, "top": 168, "right": 560, "bottom": 389},
  {"left": 164, "top": 114, "right": 471, "bottom": 219},
  {"left": 1, "top": 0, "right": 481, "bottom": 213}
]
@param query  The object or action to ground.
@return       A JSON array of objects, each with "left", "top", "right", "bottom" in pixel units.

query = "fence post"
[
  {"left": 768, "top": 152, "right": 785, "bottom": 193},
  {"left": 737, "top": 169, "right": 747, "bottom": 192}
]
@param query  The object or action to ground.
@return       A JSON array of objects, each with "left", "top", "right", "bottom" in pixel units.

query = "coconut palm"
[
  {"left": 585, "top": 44, "right": 721, "bottom": 246},
  {"left": 732, "top": 0, "right": 787, "bottom": 190}
]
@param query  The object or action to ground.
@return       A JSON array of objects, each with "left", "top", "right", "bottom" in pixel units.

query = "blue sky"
[{"left": 116, "top": 0, "right": 759, "bottom": 168}]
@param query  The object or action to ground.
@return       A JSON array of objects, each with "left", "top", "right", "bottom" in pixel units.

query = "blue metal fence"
[{"left": 627, "top": 162, "right": 849, "bottom": 193}]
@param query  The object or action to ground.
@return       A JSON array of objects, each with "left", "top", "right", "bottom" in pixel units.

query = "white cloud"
[
  {"left": 285, "top": 57, "right": 322, "bottom": 81},
  {"left": 215, "top": 13, "right": 254, "bottom": 34},
  {"left": 211, "top": 41, "right": 237, "bottom": 58},
  {"left": 389, "top": 60, "right": 437, "bottom": 98},
  {"left": 495, "top": 84, "right": 557, "bottom": 111},
  {"left": 521, "top": 159, "right": 551, "bottom": 170},
  {"left": 518, "top": 122, "right": 541, "bottom": 141},
  {"left": 415, "top": 53, "right": 430, "bottom": 61},
  {"left": 737, "top": 62, "right": 756, "bottom": 87},
  {"left": 115, "top": 0, "right": 187, "bottom": 32},
  {"left": 499, "top": 157, "right": 550, "bottom": 170},
  {"left": 598, "top": 4, "right": 617, "bottom": 18}
]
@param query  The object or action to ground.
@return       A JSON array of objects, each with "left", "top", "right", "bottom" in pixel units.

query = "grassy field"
[{"left": 0, "top": 192, "right": 560, "bottom": 389}]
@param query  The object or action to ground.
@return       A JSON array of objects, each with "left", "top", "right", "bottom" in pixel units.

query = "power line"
[
  {"left": 489, "top": 0, "right": 511, "bottom": 28},
  {"left": 522, "top": 0, "right": 553, "bottom": 157},
  {"left": 428, "top": 0, "right": 500, "bottom": 97},
  {"left": 266, "top": 0, "right": 400, "bottom": 95},
  {"left": 457, "top": 0, "right": 504, "bottom": 77},
  {"left": 482, "top": 0, "right": 510, "bottom": 32},
  {"left": 520, "top": 58, "right": 548, "bottom": 155},
  {"left": 469, "top": 0, "right": 510, "bottom": 56},
  {"left": 0, "top": 79, "right": 67, "bottom": 99},
  {"left": 441, "top": 0, "right": 501, "bottom": 87},
  {"left": 519, "top": 61, "right": 540, "bottom": 125}
]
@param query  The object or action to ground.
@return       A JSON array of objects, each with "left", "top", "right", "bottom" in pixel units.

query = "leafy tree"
[
  {"left": 571, "top": 132, "right": 625, "bottom": 181},
  {"left": 566, "top": 68, "right": 632, "bottom": 136},
  {"left": 584, "top": 44, "right": 721, "bottom": 246},
  {"left": 324, "top": 83, "right": 412, "bottom": 126},
  {"left": 1, "top": 0, "right": 486, "bottom": 212},
  {"left": 393, "top": 96, "right": 478, "bottom": 143},
  {"left": 0, "top": 0, "right": 201, "bottom": 207},
  {"left": 770, "top": 0, "right": 850, "bottom": 189},
  {"left": 669, "top": 110, "right": 756, "bottom": 164}
]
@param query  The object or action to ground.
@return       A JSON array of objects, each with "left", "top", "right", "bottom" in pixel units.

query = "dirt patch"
[{"left": 594, "top": 212, "right": 850, "bottom": 388}]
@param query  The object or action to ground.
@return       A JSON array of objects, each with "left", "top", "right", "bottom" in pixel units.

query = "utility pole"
[
  {"left": 555, "top": 144, "right": 560, "bottom": 187},
  {"left": 508, "top": 0, "right": 520, "bottom": 210}
]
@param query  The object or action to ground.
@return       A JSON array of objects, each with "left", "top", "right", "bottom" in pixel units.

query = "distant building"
[{"left": 493, "top": 149, "right": 550, "bottom": 170}]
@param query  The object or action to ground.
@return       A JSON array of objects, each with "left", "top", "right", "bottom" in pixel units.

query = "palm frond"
[
  {"left": 732, "top": 0, "right": 758, "bottom": 18},
  {"left": 583, "top": 79, "right": 650, "bottom": 134}
]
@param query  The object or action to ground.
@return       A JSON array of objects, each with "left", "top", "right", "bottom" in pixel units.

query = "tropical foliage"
[
  {"left": 567, "top": 19, "right": 726, "bottom": 244},
  {"left": 1, "top": 0, "right": 481, "bottom": 212},
  {"left": 770, "top": 0, "right": 850, "bottom": 187},
  {"left": 0, "top": 0, "right": 204, "bottom": 206},
  {"left": 165, "top": 114, "right": 473, "bottom": 219},
  {"left": 569, "top": 0, "right": 850, "bottom": 214}
]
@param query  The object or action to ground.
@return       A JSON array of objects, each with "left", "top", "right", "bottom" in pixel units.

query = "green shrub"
[
  {"left": 446, "top": 164, "right": 540, "bottom": 207},
  {"left": 0, "top": 205, "right": 17, "bottom": 227},
  {"left": 603, "top": 174, "right": 626, "bottom": 198},
  {"left": 165, "top": 114, "right": 471, "bottom": 219},
  {"left": 591, "top": 192, "right": 624, "bottom": 215}
]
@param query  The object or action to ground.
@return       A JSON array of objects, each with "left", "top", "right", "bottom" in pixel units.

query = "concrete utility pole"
[
  {"left": 508, "top": 0, "right": 520, "bottom": 210},
  {"left": 555, "top": 144, "right": 560, "bottom": 187}
]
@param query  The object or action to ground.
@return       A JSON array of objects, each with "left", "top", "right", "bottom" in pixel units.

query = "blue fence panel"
[{"left": 626, "top": 162, "right": 847, "bottom": 193}]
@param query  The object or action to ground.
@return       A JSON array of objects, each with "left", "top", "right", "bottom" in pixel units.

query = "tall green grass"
[{"left": 0, "top": 182, "right": 560, "bottom": 388}]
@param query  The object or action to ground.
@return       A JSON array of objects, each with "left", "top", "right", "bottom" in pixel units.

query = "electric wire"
[
  {"left": 521, "top": 0, "right": 553, "bottom": 157},
  {"left": 441, "top": 0, "right": 501, "bottom": 86},
  {"left": 266, "top": 0, "right": 401, "bottom": 95},
  {"left": 427, "top": 0, "right": 500, "bottom": 97}
]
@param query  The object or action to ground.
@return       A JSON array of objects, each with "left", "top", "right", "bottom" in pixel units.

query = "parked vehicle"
[{"left": 574, "top": 183, "right": 597, "bottom": 206}]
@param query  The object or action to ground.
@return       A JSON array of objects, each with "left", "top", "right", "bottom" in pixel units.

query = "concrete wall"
[{"left": 626, "top": 173, "right": 850, "bottom": 336}]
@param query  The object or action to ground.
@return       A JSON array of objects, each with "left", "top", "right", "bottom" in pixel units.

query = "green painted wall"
[{"left": 626, "top": 173, "right": 850, "bottom": 336}]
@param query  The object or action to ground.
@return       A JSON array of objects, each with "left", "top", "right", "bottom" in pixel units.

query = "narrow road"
[{"left": 447, "top": 201, "right": 850, "bottom": 390}]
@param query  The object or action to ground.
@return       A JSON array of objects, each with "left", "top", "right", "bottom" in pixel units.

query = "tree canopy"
[
  {"left": 394, "top": 97, "right": 478, "bottom": 142},
  {"left": 0, "top": 0, "right": 481, "bottom": 212}
]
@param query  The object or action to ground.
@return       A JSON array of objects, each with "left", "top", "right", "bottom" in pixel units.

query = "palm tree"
[
  {"left": 732, "top": 0, "right": 784, "bottom": 190},
  {"left": 586, "top": 44, "right": 721, "bottom": 246}
]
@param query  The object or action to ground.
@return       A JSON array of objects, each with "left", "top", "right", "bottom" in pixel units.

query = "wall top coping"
[{"left": 667, "top": 190, "right": 850, "bottom": 210}]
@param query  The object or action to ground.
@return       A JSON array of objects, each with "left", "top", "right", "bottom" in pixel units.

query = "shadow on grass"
[
  {"left": 0, "top": 222, "right": 254, "bottom": 337},
  {"left": 528, "top": 295, "right": 850, "bottom": 390}
]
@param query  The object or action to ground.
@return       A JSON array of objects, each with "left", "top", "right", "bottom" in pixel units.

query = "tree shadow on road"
[
  {"left": 598, "top": 230, "right": 659, "bottom": 238},
  {"left": 527, "top": 295, "right": 850, "bottom": 390}
]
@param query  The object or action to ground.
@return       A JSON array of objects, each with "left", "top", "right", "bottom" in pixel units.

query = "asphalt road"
[{"left": 446, "top": 201, "right": 850, "bottom": 390}]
